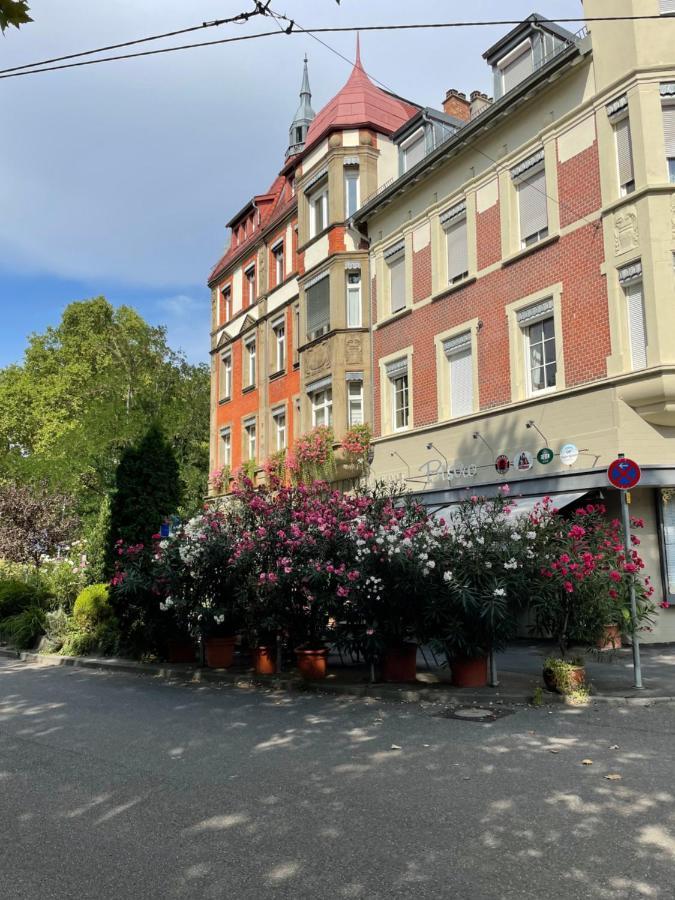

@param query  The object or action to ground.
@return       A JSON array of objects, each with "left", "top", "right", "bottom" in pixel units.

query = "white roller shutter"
[
  {"left": 660, "top": 0, "right": 675, "bottom": 14},
  {"left": 446, "top": 218, "right": 468, "bottom": 282},
  {"left": 625, "top": 281, "right": 647, "bottom": 370},
  {"left": 389, "top": 255, "right": 406, "bottom": 312},
  {"left": 449, "top": 347, "right": 474, "bottom": 417},
  {"left": 615, "top": 117, "right": 634, "bottom": 190},
  {"left": 662, "top": 106, "right": 675, "bottom": 158},
  {"left": 502, "top": 48, "right": 533, "bottom": 93},
  {"left": 518, "top": 169, "right": 548, "bottom": 241}
]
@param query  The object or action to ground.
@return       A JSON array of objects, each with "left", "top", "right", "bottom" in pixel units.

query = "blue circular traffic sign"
[{"left": 607, "top": 457, "right": 641, "bottom": 490}]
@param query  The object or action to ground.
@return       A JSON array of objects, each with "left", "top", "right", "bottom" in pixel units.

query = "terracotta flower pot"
[
  {"left": 166, "top": 639, "right": 196, "bottom": 664},
  {"left": 254, "top": 646, "right": 277, "bottom": 675},
  {"left": 381, "top": 642, "right": 418, "bottom": 683},
  {"left": 597, "top": 625, "right": 622, "bottom": 651},
  {"left": 295, "top": 647, "right": 328, "bottom": 680},
  {"left": 451, "top": 655, "right": 488, "bottom": 688},
  {"left": 205, "top": 636, "right": 236, "bottom": 668},
  {"left": 543, "top": 664, "right": 586, "bottom": 694}
]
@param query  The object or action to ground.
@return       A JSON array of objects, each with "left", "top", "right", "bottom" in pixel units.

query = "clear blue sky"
[{"left": 0, "top": 0, "right": 581, "bottom": 369}]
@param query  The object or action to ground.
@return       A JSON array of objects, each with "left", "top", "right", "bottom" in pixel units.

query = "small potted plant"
[{"left": 202, "top": 605, "right": 240, "bottom": 668}]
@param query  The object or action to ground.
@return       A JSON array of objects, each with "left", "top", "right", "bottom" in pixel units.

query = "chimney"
[
  {"left": 470, "top": 90, "right": 492, "bottom": 119},
  {"left": 442, "top": 89, "right": 470, "bottom": 122}
]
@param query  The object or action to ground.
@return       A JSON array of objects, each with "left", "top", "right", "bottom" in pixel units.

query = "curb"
[{"left": 1, "top": 647, "right": 673, "bottom": 708}]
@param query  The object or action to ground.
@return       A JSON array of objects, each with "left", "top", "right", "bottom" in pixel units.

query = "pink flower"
[
  {"left": 563, "top": 581, "right": 574, "bottom": 593},
  {"left": 500, "top": 484, "right": 511, "bottom": 495},
  {"left": 623, "top": 562, "right": 638, "bottom": 574},
  {"left": 609, "top": 570, "right": 622, "bottom": 583}
]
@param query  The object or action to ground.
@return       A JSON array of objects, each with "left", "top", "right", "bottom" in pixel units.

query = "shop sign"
[
  {"left": 559, "top": 443, "right": 579, "bottom": 466},
  {"left": 537, "top": 447, "right": 554, "bottom": 465},
  {"left": 513, "top": 450, "right": 534, "bottom": 472},
  {"left": 495, "top": 454, "right": 510, "bottom": 475}
]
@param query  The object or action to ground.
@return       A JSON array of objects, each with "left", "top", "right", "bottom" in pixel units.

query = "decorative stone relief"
[
  {"left": 345, "top": 336, "right": 362, "bottom": 364},
  {"left": 306, "top": 342, "right": 330, "bottom": 374},
  {"left": 614, "top": 206, "right": 639, "bottom": 255}
]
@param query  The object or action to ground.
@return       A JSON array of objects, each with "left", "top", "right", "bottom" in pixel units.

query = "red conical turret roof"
[{"left": 304, "top": 40, "right": 418, "bottom": 150}]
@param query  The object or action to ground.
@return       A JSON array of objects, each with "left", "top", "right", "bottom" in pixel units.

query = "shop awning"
[{"left": 432, "top": 490, "right": 590, "bottom": 523}]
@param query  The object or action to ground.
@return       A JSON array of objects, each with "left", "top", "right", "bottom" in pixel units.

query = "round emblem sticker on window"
[
  {"left": 537, "top": 447, "right": 554, "bottom": 465},
  {"left": 495, "top": 454, "right": 510, "bottom": 475},
  {"left": 559, "top": 443, "right": 579, "bottom": 466},
  {"left": 513, "top": 450, "right": 533, "bottom": 471}
]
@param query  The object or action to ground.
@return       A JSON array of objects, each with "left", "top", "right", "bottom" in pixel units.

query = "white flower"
[
  {"left": 164, "top": 597, "right": 174, "bottom": 609},
  {"left": 427, "top": 560, "right": 436, "bottom": 569},
  {"left": 485, "top": 561, "right": 492, "bottom": 569},
  {"left": 443, "top": 571, "right": 453, "bottom": 583},
  {"left": 159, "top": 602, "right": 167, "bottom": 612},
  {"left": 476, "top": 536, "right": 485, "bottom": 545},
  {"left": 510, "top": 533, "right": 521, "bottom": 541},
  {"left": 493, "top": 587, "right": 506, "bottom": 597},
  {"left": 503, "top": 558, "right": 518, "bottom": 570},
  {"left": 526, "top": 531, "right": 537, "bottom": 540}
]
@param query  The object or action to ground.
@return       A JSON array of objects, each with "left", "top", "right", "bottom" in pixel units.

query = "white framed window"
[
  {"left": 346, "top": 270, "right": 362, "bottom": 327},
  {"left": 309, "top": 187, "right": 329, "bottom": 238},
  {"left": 220, "top": 428, "right": 231, "bottom": 467},
  {"left": 443, "top": 333, "right": 474, "bottom": 418},
  {"left": 272, "top": 319, "right": 286, "bottom": 372},
  {"left": 401, "top": 128, "right": 426, "bottom": 172},
  {"left": 220, "top": 352, "right": 232, "bottom": 400},
  {"left": 347, "top": 378, "right": 364, "bottom": 426},
  {"left": 386, "top": 359, "right": 409, "bottom": 431},
  {"left": 244, "top": 336, "right": 256, "bottom": 387},
  {"left": 613, "top": 115, "right": 635, "bottom": 196},
  {"left": 246, "top": 266, "right": 256, "bottom": 304},
  {"left": 517, "top": 300, "right": 557, "bottom": 394},
  {"left": 498, "top": 39, "right": 533, "bottom": 94},
  {"left": 385, "top": 242, "right": 406, "bottom": 314},
  {"left": 244, "top": 418, "right": 257, "bottom": 461},
  {"left": 293, "top": 304, "right": 300, "bottom": 364},
  {"left": 272, "top": 242, "right": 284, "bottom": 285},
  {"left": 442, "top": 202, "right": 469, "bottom": 284},
  {"left": 661, "top": 93, "right": 675, "bottom": 183},
  {"left": 311, "top": 387, "right": 333, "bottom": 427},
  {"left": 344, "top": 166, "right": 360, "bottom": 218},
  {"left": 619, "top": 262, "right": 647, "bottom": 371},
  {"left": 272, "top": 408, "right": 287, "bottom": 450},
  {"left": 306, "top": 272, "right": 330, "bottom": 340},
  {"left": 515, "top": 161, "right": 548, "bottom": 248}
]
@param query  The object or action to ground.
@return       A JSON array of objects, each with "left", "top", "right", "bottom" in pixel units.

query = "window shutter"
[
  {"left": 404, "top": 136, "right": 426, "bottom": 169},
  {"left": 663, "top": 105, "right": 675, "bottom": 157},
  {"left": 446, "top": 218, "right": 468, "bottom": 281},
  {"left": 502, "top": 48, "right": 533, "bottom": 92},
  {"left": 449, "top": 347, "right": 474, "bottom": 417},
  {"left": 518, "top": 169, "right": 547, "bottom": 240},
  {"left": 615, "top": 118, "right": 634, "bottom": 187},
  {"left": 389, "top": 255, "right": 406, "bottom": 312},
  {"left": 386, "top": 358, "right": 408, "bottom": 379},
  {"left": 625, "top": 282, "right": 647, "bottom": 370},
  {"left": 660, "top": 0, "right": 675, "bottom": 14},
  {"left": 306, "top": 275, "right": 330, "bottom": 336}
]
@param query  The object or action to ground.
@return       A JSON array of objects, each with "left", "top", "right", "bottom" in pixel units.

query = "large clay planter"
[
  {"left": 597, "top": 625, "right": 622, "bottom": 651},
  {"left": 254, "top": 646, "right": 277, "bottom": 675},
  {"left": 381, "top": 642, "right": 418, "bottom": 683},
  {"left": 543, "top": 664, "right": 586, "bottom": 694},
  {"left": 205, "top": 636, "right": 236, "bottom": 669},
  {"left": 451, "top": 655, "right": 489, "bottom": 688},
  {"left": 166, "top": 639, "right": 196, "bottom": 664},
  {"left": 295, "top": 647, "right": 328, "bottom": 680}
]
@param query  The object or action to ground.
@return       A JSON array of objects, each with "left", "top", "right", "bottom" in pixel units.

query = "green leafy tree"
[
  {"left": 0, "top": 0, "right": 32, "bottom": 32},
  {"left": 0, "top": 298, "right": 209, "bottom": 520},
  {"left": 107, "top": 423, "right": 181, "bottom": 560}
]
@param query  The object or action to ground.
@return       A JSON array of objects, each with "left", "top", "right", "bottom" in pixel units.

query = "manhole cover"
[
  {"left": 434, "top": 705, "right": 513, "bottom": 722},
  {"left": 454, "top": 707, "right": 495, "bottom": 720}
]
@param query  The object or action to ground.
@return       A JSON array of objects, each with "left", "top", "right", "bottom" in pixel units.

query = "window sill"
[
  {"left": 501, "top": 233, "right": 559, "bottom": 267},
  {"left": 373, "top": 307, "right": 412, "bottom": 330},
  {"left": 218, "top": 396, "right": 231, "bottom": 405},
  {"left": 269, "top": 369, "right": 286, "bottom": 381},
  {"left": 431, "top": 276, "right": 477, "bottom": 304},
  {"left": 242, "top": 384, "right": 256, "bottom": 394}
]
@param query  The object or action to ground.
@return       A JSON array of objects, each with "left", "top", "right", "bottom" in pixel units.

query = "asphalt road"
[{"left": 1, "top": 658, "right": 675, "bottom": 899}]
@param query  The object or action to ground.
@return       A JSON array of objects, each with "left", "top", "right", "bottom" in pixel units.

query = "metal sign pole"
[{"left": 620, "top": 489, "right": 643, "bottom": 690}]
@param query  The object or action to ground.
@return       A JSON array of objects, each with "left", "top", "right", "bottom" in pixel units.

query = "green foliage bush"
[
  {"left": 73, "top": 583, "right": 111, "bottom": 628},
  {"left": 40, "top": 560, "right": 86, "bottom": 610},
  {"left": 0, "top": 578, "right": 48, "bottom": 618},
  {"left": 60, "top": 620, "right": 120, "bottom": 657},
  {"left": 0, "top": 605, "right": 47, "bottom": 649}
]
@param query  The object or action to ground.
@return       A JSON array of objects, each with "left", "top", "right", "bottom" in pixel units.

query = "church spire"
[{"left": 287, "top": 54, "right": 316, "bottom": 158}]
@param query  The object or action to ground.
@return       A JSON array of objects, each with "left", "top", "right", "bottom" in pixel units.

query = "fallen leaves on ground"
[{"left": 581, "top": 759, "right": 593, "bottom": 765}]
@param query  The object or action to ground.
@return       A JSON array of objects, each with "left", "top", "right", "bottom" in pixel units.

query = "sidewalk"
[{"left": 1, "top": 640, "right": 673, "bottom": 707}]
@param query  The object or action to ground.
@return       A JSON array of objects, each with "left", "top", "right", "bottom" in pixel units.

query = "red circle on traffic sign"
[{"left": 607, "top": 457, "right": 641, "bottom": 490}]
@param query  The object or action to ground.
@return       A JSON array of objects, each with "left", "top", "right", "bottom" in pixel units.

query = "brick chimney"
[
  {"left": 442, "top": 89, "right": 470, "bottom": 122},
  {"left": 469, "top": 90, "right": 492, "bottom": 119}
]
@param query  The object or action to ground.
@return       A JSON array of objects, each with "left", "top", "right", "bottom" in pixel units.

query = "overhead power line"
[{"left": 0, "top": 13, "right": 668, "bottom": 80}]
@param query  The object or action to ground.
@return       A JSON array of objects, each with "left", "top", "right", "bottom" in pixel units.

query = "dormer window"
[
  {"left": 498, "top": 39, "right": 533, "bottom": 94},
  {"left": 400, "top": 128, "right": 426, "bottom": 172}
]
